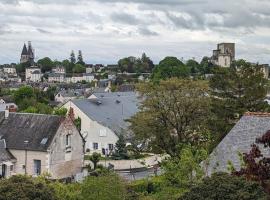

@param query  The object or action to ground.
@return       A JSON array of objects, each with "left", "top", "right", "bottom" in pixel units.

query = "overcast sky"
[{"left": 1, "top": 0, "right": 270, "bottom": 64}]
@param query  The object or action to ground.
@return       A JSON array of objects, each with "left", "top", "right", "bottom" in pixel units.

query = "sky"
[{"left": 1, "top": 0, "right": 270, "bottom": 64}]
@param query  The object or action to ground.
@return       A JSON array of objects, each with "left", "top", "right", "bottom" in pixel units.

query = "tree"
[
  {"left": 209, "top": 60, "right": 270, "bottom": 142},
  {"left": 0, "top": 175, "right": 57, "bottom": 200},
  {"left": 77, "top": 50, "right": 85, "bottom": 65},
  {"left": 180, "top": 173, "right": 267, "bottom": 200},
  {"left": 70, "top": 50, "right": 76, "bottom": 64},
  {"left": 199, "top": 56, "right": 214, "bottom": 74},
  {"left": 13, "top": 86, "right": 34, "bottom": 104},
  {"left": 74, "top": 117, "right": 81, "bottom": 131},
  {"left": 162, "top": 145, "right": 207, "bottom": 187},
  {"left": 89, "top": 153, "right": 101, "bottom": 170},
  {"left": 72, "top": 64, "right": 86, "bottom": 73},
  {"left": 54, "top": 108, "right": 68, "bottom": 116},
  {"left": 186, "top": 59, "right": 199, "bottom": 74},
  {"left": 151, "top": 57, "right": 190, "bottom": 81},
  {"left": 62, "top": 59, "right": 73, "bottom": 74},
  {"left": 129, "top": 78, "right": 210, "bottom": 157},
  {"left": 37, "top": 57, "right": 55, "bottom": 73},
  {"left": 114, "top": 134, "right": 128, "bottom": 159}
]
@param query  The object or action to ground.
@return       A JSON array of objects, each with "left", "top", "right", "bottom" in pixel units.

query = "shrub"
[{"left": 179, "top": 173, "right": 268, "bottom": 200}]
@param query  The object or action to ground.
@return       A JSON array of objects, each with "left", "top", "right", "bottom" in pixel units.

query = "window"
[
  {"left": 93, "top": 143, "right": 98, "bottom": 150},
  {"left": 34, "top": 160, "right": 41, "bottom": 175},
  {"left": 108, "top": 144, "right": 114, "bottom": 151},
  {"left": 99, "top": 129, "right": 107, "bottom": 137},
  {"left": 66, "top": 134, "right": 71, "bottom": 147}
]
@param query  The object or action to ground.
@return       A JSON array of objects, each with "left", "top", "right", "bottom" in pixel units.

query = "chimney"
[{"left": 5, "top": 106, "right": 9, "bottom": 119}]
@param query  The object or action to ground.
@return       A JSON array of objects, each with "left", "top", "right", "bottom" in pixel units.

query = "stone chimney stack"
[{"left": 5, "top": 106, "right": 9, "bottom": 119}]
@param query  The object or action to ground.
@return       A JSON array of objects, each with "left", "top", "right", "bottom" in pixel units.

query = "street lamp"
[{"left": 24, "top": 140, "right": 29, "bottom": 175}]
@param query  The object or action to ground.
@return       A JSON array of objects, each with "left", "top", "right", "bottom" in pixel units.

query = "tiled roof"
[
  {"left": 0, "top": 112, "right": 63, "bottom": 151},
  {"left": 0, "top": 139, "right": 16, "bottom": 163},
  {"left": 206, "top": 113, "right": 270, "bottom": 175}
]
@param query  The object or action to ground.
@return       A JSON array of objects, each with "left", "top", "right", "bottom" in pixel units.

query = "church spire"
[{"left": 21, "top": 43, "right": 28, "bottom": 55}]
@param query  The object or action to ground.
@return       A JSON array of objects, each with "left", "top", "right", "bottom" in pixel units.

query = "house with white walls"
[{"left": 63, "top": 92, "right": 139, "bottom": 155}]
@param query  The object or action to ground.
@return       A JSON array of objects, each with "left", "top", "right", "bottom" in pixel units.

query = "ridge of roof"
[{"left": 244, "top": 112, "right": 270, "bottom": 117}]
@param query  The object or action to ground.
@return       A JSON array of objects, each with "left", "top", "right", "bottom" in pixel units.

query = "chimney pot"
[{"left": 5, "top": 106, "right": 9, "bottom": 119}]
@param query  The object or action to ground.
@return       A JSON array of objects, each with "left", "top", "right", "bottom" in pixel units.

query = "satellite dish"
[{"left": 82, "top": 131, "right": 88, "bottom": 139}]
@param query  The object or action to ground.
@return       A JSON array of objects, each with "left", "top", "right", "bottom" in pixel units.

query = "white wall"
[{"left": 63, "top": 101, "right": 119, "bottom": 155}]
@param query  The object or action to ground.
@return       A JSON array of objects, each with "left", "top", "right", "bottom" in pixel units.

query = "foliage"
[
  {"left": 89, "top": 152, "right": 101, "bottom": 170},
  {"left": 113, "top": 134, "right": 129, "bottom": 159},
  {"left": 73, "top": 64, "right": 86, "bottom": 73},
  {"left": 129, "top": 78, "right": 210, "bottom": 157},
  {"left": 22, "top": 103, "right": 53, "bottom": 114},
  {"left": 0, "top": 175, "right": 56, "bottom": 200},
  {"left": 209, "top": 60, "right": 270, "bottom": 143},
  {"left": 77, "top": 50, "right": 85, "bottom": 65},
  {"left": 80, "top": 174, "right": 127, "bottom": 200},
  {"left": 180, "top": 172, "right": 268, "bottom": 200},
  {"left": 74, "top": 117, "right": 81, "bottom": 131},
  {"left": 161, "top": 145, "right": 207, "bottom": 188},
  {"left": 54, "top": 108, "right": 68, "bottom": 116},
  {"left": 13, "top": 86, "right": 34, "bottom": 104},
  {"left": 186, "top": 59, "right": 200, "bottom": 74},
  {"left": 37, "top": 57, "right": 55, "bottom": 73},
  {"left": 151, "top": 57, "right": 190, "bottom": 81},
  {"left": 118, "top": 53, "right": 154, "bottom": 73},
  {"left": 232, "top": 130, "right": 270, "bottom": 192},
  {"left": 70, "top": 50, "right": 76, "bottom": 64}
]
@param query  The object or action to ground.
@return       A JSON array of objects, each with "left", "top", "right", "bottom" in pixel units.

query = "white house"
[
  {"left": 63, "top": 92, "right": 139, "bottom": 155},
  {"left": 83, "top": 73, "right": 94, "bottom": 83},
  {"left": 48, "top": 73, "right": 65, "bottom": 83},
  {"left": 3, "top": 66, "right": 16, "bottom": 75},
  {"left": 0, "top": 112, "right": 84, "bottom": 179},
  {"left": 52, "top": 66, "right": 66, "bottom": 74},
  {"left": 25, "top": 67, "right": 42, "bottom": 82}
]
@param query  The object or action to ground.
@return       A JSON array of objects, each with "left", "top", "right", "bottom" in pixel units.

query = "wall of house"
[
  {"left": 48, "top": 117, "right": 84, "bottom": 179},
  {"left": 63, "top": 101, "right": 118, "bottom": 155},
  {"left": 9, "top": 149, "right": 48, "bottom": 176},
  {"left": 218, "top": 55, "right": 231, "bottom": 68}
]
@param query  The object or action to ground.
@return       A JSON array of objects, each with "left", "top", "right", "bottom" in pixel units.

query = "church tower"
[{"left": 20, "top": 41, "right": 35, "bottom": 64}]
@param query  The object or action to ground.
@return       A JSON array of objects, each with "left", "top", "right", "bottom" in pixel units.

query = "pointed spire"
[{"left": 21, "top": 43, "right": 28, "bottom": 55}]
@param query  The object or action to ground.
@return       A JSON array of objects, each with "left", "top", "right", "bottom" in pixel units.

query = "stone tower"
[{"left": 20, "top": 41, "right": 35, "bottom": 64}]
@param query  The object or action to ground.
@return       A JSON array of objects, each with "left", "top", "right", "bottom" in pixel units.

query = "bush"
[
  {"left": 0, "top": 175, "right": 56, "bottom": 200},
  {"left": 179, "top": 173, "right": 268, "bottom": 200}
]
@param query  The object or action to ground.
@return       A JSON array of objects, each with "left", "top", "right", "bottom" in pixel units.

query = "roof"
[
  {"left": 207, "top": 112, "right": 270, "bottom": 175},
  {"left": 58, "top": 89, "right": 84, "bottom": 98},
  {"left": 0, "top": 112, "right": 63, "bottom": 151},
  {"left": 72, "top": 92, "right": 139, "bottom": 136},
  {"left": 0, "top": 139, "right": 16, "bottom": 163},
  {"left": 21, "top": 43, "right": 28, "bottom": 55},
  {"left": 31, "top": 70, "right": 41, "bottom": 74}
]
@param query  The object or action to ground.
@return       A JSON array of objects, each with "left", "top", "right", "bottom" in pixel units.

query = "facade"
[
  {"left": 30, "top": 70, "right": 42, "bottom": 82},
  {"left": 211, "top": 43, "right": 235, "bottom": 67},
  {"left": 63, "top": 92, "right": 139, "bottom": 155},
  {"left": 20, "top": 41, "right": 35, "bottom": 64},
  {"left": 25, "top": 67, "right": 41, "bottom": 81},
  {"left": 206, "top": 112, "right": 270, "bottom": 176},
  {"left": 48, "top": 73, "right": 65, "bottom": 83},
  {"left": 0, "top": 112, "right": 84, "bottom": 179},
  {"left": 52, "top": 66, "right": 66, "bottom": 74},
  {"left": 83, "top": 73, "right": 95, "bottom": 83},
  {"left": 3, "top": 66, "right": 16, "bottom": 75}
]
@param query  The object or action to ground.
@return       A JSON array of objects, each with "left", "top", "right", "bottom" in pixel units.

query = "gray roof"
[
  {"left": 0, "top": 139, "right": 16, "bottom": 163},
  {"left": 58, "top": 89, "right": 84, "bottom": 98},
  {"left": 72, "top": 92, "right": 139, "bottom": 136},
  {"left": 48, "top": 73, "right": 65, "bottom": 77},
  {"left": 207, "top": 114, "right": 270, "bottom": 175},
  {"left": 0, "top": 112, "right": 63, "bottom": 152}
]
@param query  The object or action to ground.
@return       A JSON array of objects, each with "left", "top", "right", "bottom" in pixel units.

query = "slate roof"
[
  {"left": 0, "top": 139, "right": 16, "bottom": 163},
  {"left": 72, "top": 92, "right": 139, "bottom": 136},
  {"left": 21, "top": 43, "right": 28, "bottom": 55},
  {"left": 206, "top": 113, "right": 270, "bottom": 175},
  {"left": 58, "top": 89, "right": 84, "bottom": 98},
  {"left": 0, "top": 112, "right": 63, "bottom": 152}
]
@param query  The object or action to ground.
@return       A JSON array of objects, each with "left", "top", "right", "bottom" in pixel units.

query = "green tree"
[
  {"left": 62, "top": 59, "right": 73, "bottom": 74},
  {"left": 199, "top": 56, "right": 214, "bottom": 74},
  {"left": 186, "top": 59, "right": 199, "bottom": 74},
  {"left": 129, "top": 78, "right": 210, "bottom": 157},
  {"left": 77, "top": 50, "right": 85, "bottom": 65},
  {"left": 73, "top": 64, "right": 86, "bottom": 73},
  {"left": 74, "top": 117, "right": 81, "bottom": 131},
  {"left": 0, "top": 175, "right": 56, "bottom": 200},
  {"left": 162, "top": 145, "right": 207, "bottom": 188},
  {"left": 209, "top": 60, "right": 269, "bottom": 142},
  {"left": 114, "top": 134, "right": 128, "bottom": 159},
  {"left": 54, "top": 108, "right": 68, "bottom": 116},
  {"left": 180, "top": 173, "right": 267, "bottom": 200},
  {"left": 70, "top": 50, "right": 76, "bottom": 64},
  {"left": 151, "top": 57, "right": 190, "bottom": 81},
  {"left": 89, "top": 152, "right": 101, "bottom": 170},
  {"left": 37, "top": 57, "right": 55, "bottom": 73},
  {"left": 13, "top": 86, "right": 34, "bottom": 104}
]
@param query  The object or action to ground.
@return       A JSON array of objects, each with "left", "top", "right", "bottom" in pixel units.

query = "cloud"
[{"left": 0, "top": 0, "right": 270, "bottom": 64}]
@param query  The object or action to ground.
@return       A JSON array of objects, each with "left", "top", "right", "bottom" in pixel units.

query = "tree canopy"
[{"left": 129, "top": 78, "right": 210, "bottom": 157}]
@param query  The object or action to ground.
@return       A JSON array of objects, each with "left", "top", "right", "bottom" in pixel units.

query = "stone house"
[
  {"left": 211, "top": 43, "right": 235, "bottom": 67},
  {"left": 63, "top": 92, "right": 139, "bottom": 155},
  {"left": 0, "top": 111, "right": 84, "bottom": 179}
]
